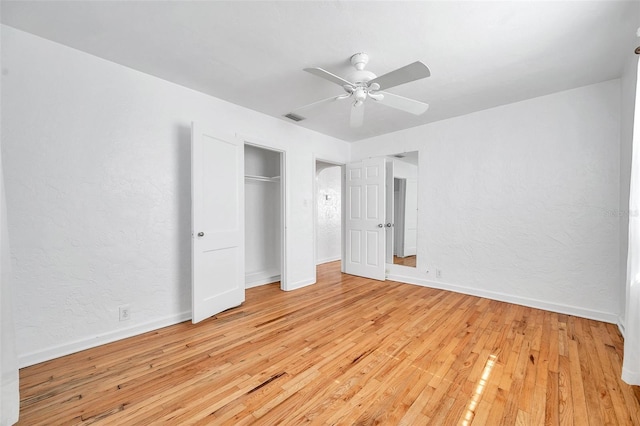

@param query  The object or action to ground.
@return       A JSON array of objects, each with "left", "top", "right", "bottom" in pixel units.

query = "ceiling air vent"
[{"left": 284, "top": 112, "right": 305, "bottom": 122}]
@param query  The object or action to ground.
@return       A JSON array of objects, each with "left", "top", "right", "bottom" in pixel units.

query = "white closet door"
[
  {"left": 191, "top": 122, "right": 244, "bottom": 324},
  {"left": 344, "top": 157, "right": 386, "bottom": 281}
]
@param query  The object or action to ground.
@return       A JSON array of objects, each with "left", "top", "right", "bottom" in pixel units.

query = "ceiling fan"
[{"left": 292, "top": 53, "right": 431, "bottom": 128}]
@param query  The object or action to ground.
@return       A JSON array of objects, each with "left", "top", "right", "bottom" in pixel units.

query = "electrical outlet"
[
  {"left": 119, "top": 305, "right": 130, "bottom": 321},
  {"left": 436, "top": 269, "right": 442, "bottom": 279}
]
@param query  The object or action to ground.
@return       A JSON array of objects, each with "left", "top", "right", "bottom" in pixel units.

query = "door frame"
[
  {"left": 312, "top": 157, "right": 345, "bottom": 277},
  {"left": 394, "top": 177, "right": 407, "bottom": 258},
  {"left": 241, "top": 137, "right": 288, "bottom": 291}
]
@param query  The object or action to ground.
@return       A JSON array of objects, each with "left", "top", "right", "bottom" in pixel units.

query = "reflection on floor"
[{"left": 393, "top": 255, "right": 416, "bottom": 267}]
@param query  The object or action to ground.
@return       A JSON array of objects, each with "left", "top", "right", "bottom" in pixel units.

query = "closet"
[{"left": 244, "top": 144, "right": 282, "bottom": 288}]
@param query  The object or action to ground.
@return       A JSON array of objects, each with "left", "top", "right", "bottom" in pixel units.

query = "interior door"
[
  {"left": 191, "top": 122, "right": 245, "bottom": 323},
  {"left": 344, "top": 157, "right": 386, "bottom": 281}
]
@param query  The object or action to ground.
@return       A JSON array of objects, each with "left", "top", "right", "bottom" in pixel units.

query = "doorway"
[
  {"left": 340, "top": 152, "right": 419, "bottom": 282},
  {"left": 314, "top": 160, "right": 343, "bottom": 271}
]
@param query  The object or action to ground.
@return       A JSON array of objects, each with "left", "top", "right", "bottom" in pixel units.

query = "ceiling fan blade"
[
  {"left": 304, "top": 67, "right": 355, "bottom": 87},
  {"left": 377, "top": 92, "right": 429, "bottom": 115},
  {"left": 350, "top": 104, "right": 365, "bottom": 128},
  {"left": 292, "top": 94, "right": 350, "bottom": 113},
  {"left": 368, "top": 61, "right": 431, "bottom": 90}
]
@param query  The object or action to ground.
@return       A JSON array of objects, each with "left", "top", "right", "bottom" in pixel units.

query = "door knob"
[
  {"left": 378, "top": 224, "right": 384, "bottom": 228},
  {"left": 197, "top": 232, "right": 204, "bottom": 237},
  {"left": 386, "top": 223, "right": 392, "bottom": 227}
]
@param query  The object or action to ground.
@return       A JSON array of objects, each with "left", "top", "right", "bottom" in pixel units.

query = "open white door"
[
  {"left": 344, "top": 157, "right": 386, "bottom": 281},
  {"left": 191, "top": 122, "right": 244, "bottom": 323}
]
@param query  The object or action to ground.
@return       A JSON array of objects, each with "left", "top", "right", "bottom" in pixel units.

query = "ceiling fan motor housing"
[
  {"left": 348, "top": 52, "right": 376, "bottom": 85},
  {"left": 350, "top": 52, "right": 369, "bottom": 70},
  {"left": 346, "top": 69, "right": 377, "bottom": 85}
]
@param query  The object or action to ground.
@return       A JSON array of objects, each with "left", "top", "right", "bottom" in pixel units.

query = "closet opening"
[
  {"left": 314, "top": 159, "right": 343, "bottom": 275},
  {"left": 244, "top": 144, "right": 286, "bottom": 290}
]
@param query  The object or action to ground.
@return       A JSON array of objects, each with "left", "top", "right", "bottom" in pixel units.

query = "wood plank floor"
[
  {"left": 17, "top": 261, "right": 640, "bottom": 425},
  {"left": 393, "top": 255, "right": 417, "bottom": 268}
]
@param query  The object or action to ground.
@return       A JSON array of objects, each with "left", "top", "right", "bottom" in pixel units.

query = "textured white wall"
[
  {"left": 353, "top": 80, "right": 622, "bottom": 322},
  {"left": 1, "top": 26, "right": 349, "bottom": 366},
  {"left": 0, "top": 15, "right": 21, "bottom": 422},
  {"left": 316, "top": 166, "right": 341, "bottom": 264}
]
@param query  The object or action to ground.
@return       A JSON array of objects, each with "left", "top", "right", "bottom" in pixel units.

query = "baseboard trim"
[
  {"left": 246, "top": 274, "right": 281, "bottom": 289},
  {"left": 285, "top": 277, "right": 315, "bottom": 291},
  {"left": 18, "top": 311, "right": 192, "bottom": 368},
  {"left": 618, "top": 316, "right": 626, "bottom": 339},
  {"left": 386, "top": 273, "right": 618, "bottom": 324}
]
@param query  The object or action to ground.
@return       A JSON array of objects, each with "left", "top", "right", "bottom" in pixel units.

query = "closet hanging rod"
[{"left": 245, "top": 174, "right": 280, "bottom": 183}]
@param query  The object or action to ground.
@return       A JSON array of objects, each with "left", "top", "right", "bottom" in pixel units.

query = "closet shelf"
[{"left": 245, "top": 174, "right": 280, "bottom": 183}]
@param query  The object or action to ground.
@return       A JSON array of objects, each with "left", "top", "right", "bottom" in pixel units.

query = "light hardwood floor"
[
  {"left": 17, "top": 261, "right": 640, "bottom": 425},
  {"left": 393, "top": 255, "right": 417, "bottom": 268}
]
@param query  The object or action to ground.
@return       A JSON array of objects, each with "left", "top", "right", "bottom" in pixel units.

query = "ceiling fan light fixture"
[
  {"left": 354, "top": 100, "right": 364, "bottom": 107},
  {"left": 354, "top": 88, "right": 367, "bottom": 102}
]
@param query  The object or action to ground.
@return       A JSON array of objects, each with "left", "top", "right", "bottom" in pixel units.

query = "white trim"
[
  {"left": 618, "top": 316, "right": 626, "bottom": 339},
  {"left": 280, "top": 150, "right": 287, "bottom": 291},
  {"left": 18, "top": 311, "right": 191, "bottom": 368},
  {"left": 313, "top": 157, "right": 318, "bottom": 284},
  {"left": 316, "top": 256, "right": 341, "bottom": 265},
  {"left": 285, "top": 277, "right": 315, "bottom": 291},
  {"left": 246, "top": 271, "right": 281, "bottom": 288},
  {"left": 386, "top": 273, "right": 619, "bottom": 324}
]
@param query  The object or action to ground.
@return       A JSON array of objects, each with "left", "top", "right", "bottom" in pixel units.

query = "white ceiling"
[{"left": 2, "top": 1, "right": 638, "bottom": 142}]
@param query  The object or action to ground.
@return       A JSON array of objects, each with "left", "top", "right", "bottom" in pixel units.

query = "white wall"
[
  {"left": 353, "top": 80, "right": 622, "bottom": 322},
  {"left": 0, "top": 14, "right": 21, "bottom": 422},
  {"left": 1, "top": 26, "right": 350, "bottom": 366},
  {"left": 316, "top": 166, "right": 341, "bottom": 264},
  {"left": 245, "top": 144, "right": 280, "bottom": 178}
]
